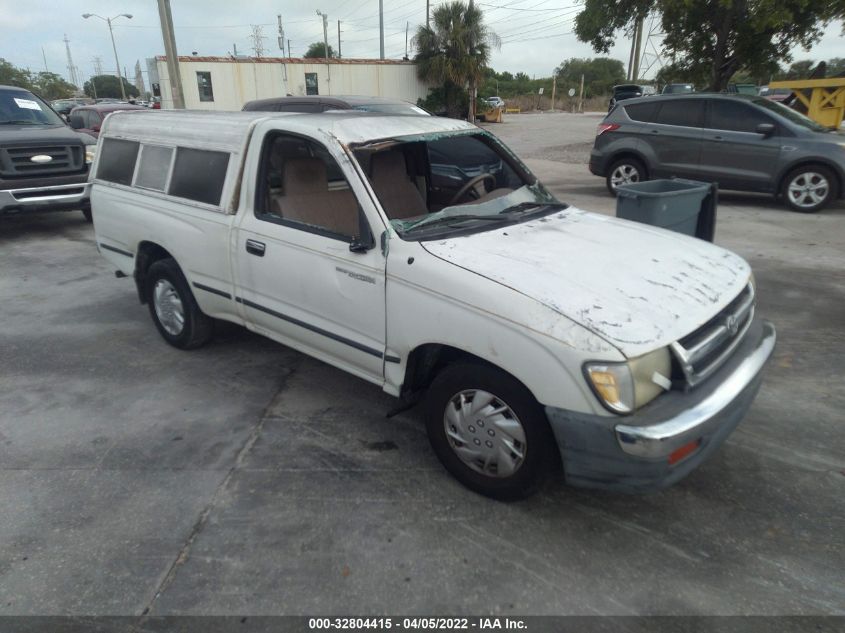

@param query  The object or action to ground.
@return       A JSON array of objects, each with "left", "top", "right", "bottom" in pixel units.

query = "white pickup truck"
[{"left": 92, "top": 110, "right": 775, "bottom": 499}]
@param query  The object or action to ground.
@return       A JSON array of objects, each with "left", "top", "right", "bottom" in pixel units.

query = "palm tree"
[{"left": 413, "top": 2, "right": 500, "bottom": 119}]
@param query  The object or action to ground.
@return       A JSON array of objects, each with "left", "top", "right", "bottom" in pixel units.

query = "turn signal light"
[
  {"left": 668, "top": 439, "right": 701, "bottom": 465},
  {"left": 596, "top": 123, "right": 620, "bottom": 136}
]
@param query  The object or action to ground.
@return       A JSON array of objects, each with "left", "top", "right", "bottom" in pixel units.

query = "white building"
[{"left": 152, "top": 56, "right": 429, "bottom": 111}]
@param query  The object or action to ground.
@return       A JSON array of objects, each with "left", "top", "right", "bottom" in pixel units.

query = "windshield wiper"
[
  {"left": 404, "top": 213, "right": 516, "bottom": 233},
  {"left": 501, "top": 201, "right": 567, "bottom": 213}
]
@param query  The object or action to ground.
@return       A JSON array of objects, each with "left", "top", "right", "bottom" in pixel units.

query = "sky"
[{"left": 1, "top": 0, "right": 843, "bottom": 87}]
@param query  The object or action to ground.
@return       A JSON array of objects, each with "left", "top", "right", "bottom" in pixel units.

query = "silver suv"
[{"left": 589, "top": 93, "right": 845, "bottom": 212}]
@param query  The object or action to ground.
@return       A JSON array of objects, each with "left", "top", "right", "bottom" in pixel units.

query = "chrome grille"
[
  {"left": 0, "top": 145, "right": 83, "bottom": 177},
  {"left": 671, "top": 283, "right": 755, "bottom": 388}
]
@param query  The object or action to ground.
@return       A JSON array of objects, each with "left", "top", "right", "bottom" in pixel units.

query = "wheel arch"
[
  {"left": 777, "top": 159, "right": 843, "bottom": 200},
  {"left": 607, "top": 150, "right": 650, "bottom": 177},
  {"left": 134, "top": 241, "right": 178, "bottom": 304}
]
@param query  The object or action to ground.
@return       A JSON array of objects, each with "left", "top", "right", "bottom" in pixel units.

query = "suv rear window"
[
  {"left": 655, "top": 100, "right": 704, "bottom": 127},
  {"left": 625, "top": 102, "right": 659, "bottom": 122}
]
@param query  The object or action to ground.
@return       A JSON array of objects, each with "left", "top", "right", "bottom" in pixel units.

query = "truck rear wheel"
[
  {"left": 145, "top": 258, "right": 213, "bottom": 349},
  {"left": 424, "top": 363, "right": 558, "bottom": 500}
]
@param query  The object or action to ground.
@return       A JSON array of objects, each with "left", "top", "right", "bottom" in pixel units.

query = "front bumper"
[
  {"left": 1, "top": 182, "right": 91, "bottom": 215},
  {"left": 546, "top": 317, "right": 776, "bottom": 492}
]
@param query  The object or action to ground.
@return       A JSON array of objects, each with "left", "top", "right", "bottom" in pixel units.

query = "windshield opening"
[
  {"left": 353, "top": 131, "right": 563, "bottom": 240},
  {"left": 0, "top": 89, "right": 66, "bottom": 126}
]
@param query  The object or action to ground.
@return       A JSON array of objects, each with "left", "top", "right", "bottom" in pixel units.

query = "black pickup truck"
[{"left": 1, "top": 85, "right": 95, "bottom": 222}]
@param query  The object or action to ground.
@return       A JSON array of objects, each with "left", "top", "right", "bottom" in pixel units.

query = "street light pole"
[{"left": 82, "top": 12, "right": 133, "bottom": 101}]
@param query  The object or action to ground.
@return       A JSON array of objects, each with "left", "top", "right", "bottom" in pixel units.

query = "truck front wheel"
[
  {"left": 145, "top": 258, "right": 213, "bottom": 349},
  {"left": 424, "top": 363, "right": 558, "bottom": 500}
]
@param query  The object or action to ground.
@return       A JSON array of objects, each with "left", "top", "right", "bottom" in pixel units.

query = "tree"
[
  {"left": 0, "top": 58, "right": 34, "bottom": 90},
  {"left": 31, "top": 72, "right": 77, "bottom": 100},
  {"left": 555, "top": 57, "right": 625, "bottom": 97},
  {"left": 83, "top": 75, "right": 139, "bottom": 99},
  {"left": 304, "top": 42, "right": 335, "bottom": 58},
  {"left": 574, "top": 0, "right": 845, "bottom": 92},
  {"left": 413, "top": 1, "right": 499, "bottom": 118}
]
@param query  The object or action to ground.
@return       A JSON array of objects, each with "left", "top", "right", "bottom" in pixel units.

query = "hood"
[
  {"left": 0, "top": 124, "right": 88, "bottom": 145},
  {"left": 421, "top": 207, "right": 750, "bottom": 358}
]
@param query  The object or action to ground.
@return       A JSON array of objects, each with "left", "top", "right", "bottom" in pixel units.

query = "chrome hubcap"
[
  {"left": 611, "top": 164, "right": 640, "bottom": 189},
  {"left": 788, "top": 172, "right": 828, "bottom": 208},
  {"left": 443, "top": 389, "right": 526, "bottom": 478},
  {"left": 153, "top": 279, "right": 185, "bottom": 336}
]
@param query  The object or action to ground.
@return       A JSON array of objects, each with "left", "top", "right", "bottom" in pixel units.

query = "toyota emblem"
[{"left": 726, "top": 314, "right": 739, "bottom": 335}]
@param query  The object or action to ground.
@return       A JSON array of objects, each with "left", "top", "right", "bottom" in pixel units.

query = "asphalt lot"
[{"left": 1, "top": 112, "right": 843, "bottom": 618}]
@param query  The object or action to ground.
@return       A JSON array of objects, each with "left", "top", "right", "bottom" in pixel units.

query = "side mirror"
[
  {"left": 91, "top": 123, "right": 101, "bottom": 132},
  {"left": 756, "top": 123, "right": 775, "bottom": 137},
  {"left": 69, "top": 114, "right": 84, "bottom": 130}
]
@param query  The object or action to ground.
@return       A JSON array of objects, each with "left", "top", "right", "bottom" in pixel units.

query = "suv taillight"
[{"left": 596, "top": 123, "right": 620, "bottom": 136}]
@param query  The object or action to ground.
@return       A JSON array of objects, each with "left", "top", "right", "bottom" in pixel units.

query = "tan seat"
[
  {"left": 369, "top": 150, "right": 428, "bottom": 220},
  {"left": 276, "top": 158, "right": 358, "bottom": 237}
]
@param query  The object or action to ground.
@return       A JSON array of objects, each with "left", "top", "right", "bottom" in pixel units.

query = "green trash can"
[{"left": 616, "top": 178, "right": 717, "bottom": 241}]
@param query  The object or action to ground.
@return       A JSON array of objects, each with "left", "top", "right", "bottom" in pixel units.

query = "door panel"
[
  {"left": 645, "top": 99, "right": 705, "bottom": 179},
  {"left": 699, "top": 100, "right": 781, "bottom": 192},
  {"left": 234, "top": 132, "right": 387, "bottom": 383}
]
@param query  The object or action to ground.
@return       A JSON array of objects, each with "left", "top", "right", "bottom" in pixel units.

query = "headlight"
[
  {"left": 585, "top": 347, "right": 672, "bottom": 414},
  {"left": 85, "top": 145, "right": 97, "bottom": 164}
]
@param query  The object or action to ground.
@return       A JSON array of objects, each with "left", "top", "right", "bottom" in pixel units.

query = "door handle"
[
  {"left": 712, "top": 135, "right": 724, "bottom": 142},
  {"left": 245, "top": 239, "right": 266, "bottom": 257},
  {"left": 650, "top": 129, "right": 659, "bottom": 134}
]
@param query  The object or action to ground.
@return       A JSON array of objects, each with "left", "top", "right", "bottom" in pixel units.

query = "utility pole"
[
  {"left": 42, "top": 48, "right": 49, "bottom": 72},
  {"left": 632, "top": 18, "right": 644, "bottom": 82},
  {"left": 426, "top": 0, "right": 430, "bottom": 28},
  {"left": 337, "top": 20, "right": 342, "bottom": 59},
  {"left": 92, "top": 56, "right": 103, "bottom": 76},
  {"left": 277, "top": 14, "right": 285, "bottom": 56},
  {"left": 405, "top": 22, "right": 409, "bottom": 59},
  {"left": 379, "top": 0, "right": 384, "bottom": 59},
  {"left": 316, "top": 10, "right": 330, "bottom": 92},
  {"left": 551, "top": 74, "right": 556, "bottom": 111},
  {"left": 156, "top": 0, "right": 185, "bottom": 109},
  {"left": 64, "top": 34, "right": 79, "bottom": 87},
  {"left": 578, "top": 73, "right": 584, "bottom": 113}
]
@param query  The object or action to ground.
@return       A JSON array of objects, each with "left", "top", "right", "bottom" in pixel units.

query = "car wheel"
[
  {"left": 783, "top": 166, "right": 837, "bottom": 213},
  {"left": 81, "top": 208, "right": 92, "bottom": 222},
  {"left": 606, "top": 157, "right": 647, "bottom": 196},
  {"left": 145, "top": 258, "right": 214, "bottom": 349},
  {"left": 424, "top": 363, "right": 558, "bottom": 500}
]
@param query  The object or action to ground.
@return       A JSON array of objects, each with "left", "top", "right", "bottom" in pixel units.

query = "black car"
[
  {"left": 608, "top": 84, "right": 652, "bottom": 112},
  {"left": 589, "top": 93, "right": 845, "bottom": 212},
  {"left": 243, "top": 95, "right": 429, "bottom": 116},
  {"left": 1, "top": 85, "right": 95, "bottom": 221}
]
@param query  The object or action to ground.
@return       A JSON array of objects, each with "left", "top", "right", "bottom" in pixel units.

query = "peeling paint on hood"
[{"left": 421, "top": 207, "right": 750, "bottom": 358}]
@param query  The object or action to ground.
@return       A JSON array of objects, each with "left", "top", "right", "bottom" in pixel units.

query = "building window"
[
  {"left": 196, "top": 71, "right": 214, "bottom": 102},
  {"left": 305, "top": 73, "right": 319, "bottom": 96}
]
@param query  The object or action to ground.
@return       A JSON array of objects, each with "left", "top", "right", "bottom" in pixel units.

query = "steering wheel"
[{"left": 447, "top": 173, "right": 496, "bottom": 206}]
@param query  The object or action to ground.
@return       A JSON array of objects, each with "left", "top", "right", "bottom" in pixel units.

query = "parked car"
[
  {"left": 661, "top": 83, "right": 695, "bottom": 94},
  {"left": 758, "top": 86, "right": 792, "bottom": 102},
  {"left": 91, "top": 109, "right": 775, "bottom": 499},
  {"left": 0, "top": 85, "right": 95, "bottom": 221},
  {"left": 589, "top": 93, "right": 845, "bottom": 212},
  {"left": 608, "top": 84, "right": 649, "bottom": 112},
  {"left": 243, "top": 95, "right": 430, "bottom": 116},
  {"left": 68, "top": 103, "right": 148, "bottom": 138},
  {"left": 484, "top": 96, "right": 505, "bottom": 109}
]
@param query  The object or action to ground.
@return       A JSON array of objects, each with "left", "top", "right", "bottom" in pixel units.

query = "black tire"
[
  {"left": 606, "top": 157, "right": 647, "bottom": 196},
  {"left": 782, "top": 165, "right": 837, "bottom": 213},
  {"left": 145, "top": 258, "right": 214, "bottom": 349},
  {"left": 424, "top": 363, "right": 558, "bottom": 500},
  {"left": 81, "top": 208, "right": 92, "bottom": 223}
]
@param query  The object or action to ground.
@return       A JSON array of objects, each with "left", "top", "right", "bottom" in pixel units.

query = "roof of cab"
[{"left": 101, "top": 109, "right": 476, "bottom": 154}]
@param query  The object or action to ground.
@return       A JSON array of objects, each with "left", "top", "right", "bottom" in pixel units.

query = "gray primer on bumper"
[{"left": 545, "top": 317, "right": 775, "bottom": 493}]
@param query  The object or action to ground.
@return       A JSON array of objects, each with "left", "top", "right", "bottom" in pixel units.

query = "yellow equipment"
[{"left": 768, "top": 78, "right": 845, "bottom": 129}]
